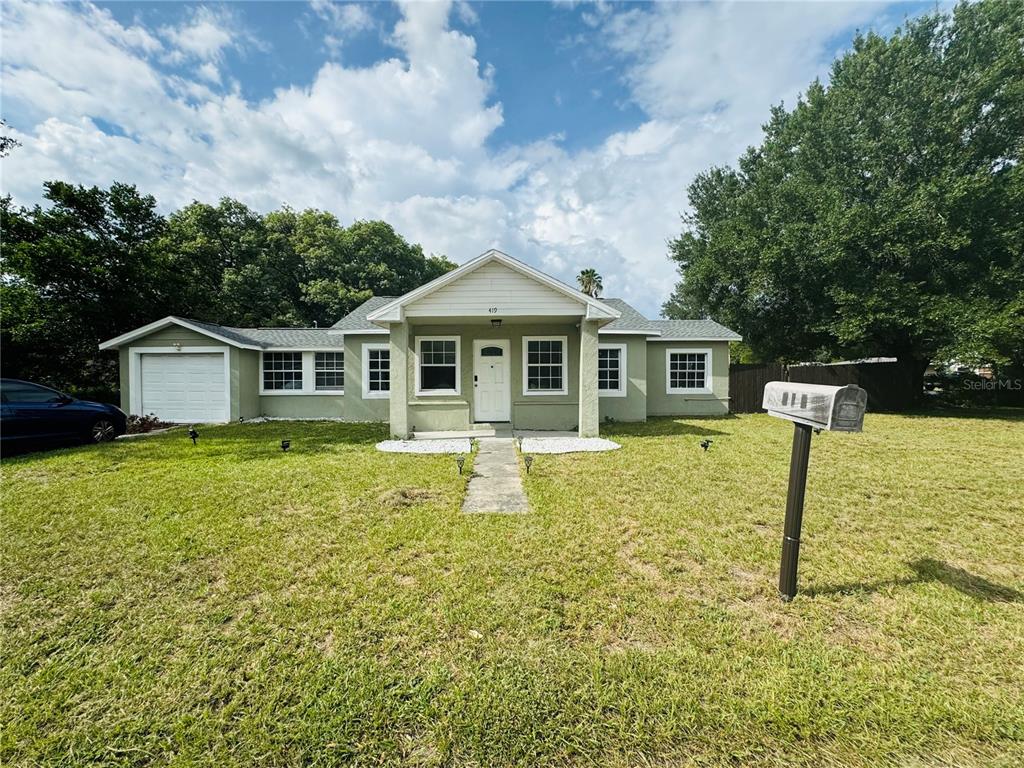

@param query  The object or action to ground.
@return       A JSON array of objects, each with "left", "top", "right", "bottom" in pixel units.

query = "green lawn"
[{"left": 2, "top": 412, "right": 1022, "bottom": 766}]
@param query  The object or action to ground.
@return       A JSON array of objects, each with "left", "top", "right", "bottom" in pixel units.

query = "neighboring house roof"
[
  {"left": 365, "top": 249, "right": 621, "bottom": 324},
  {"left": 328, "top": 296, "right": 396, "bottom": 333}
]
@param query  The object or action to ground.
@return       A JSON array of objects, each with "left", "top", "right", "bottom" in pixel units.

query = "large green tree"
[
  {"left": 298, "top": 219, "right": 456, "bottom": 324},
  {"left": 161, "top": 199, "right": 303, "bottom": 326},
  {"left": 162, "top": 204, "right": 455, "bottom": 327},
  {"left": 665, "top": 0, "right": 1023, "bottom": 386},
  {"left": 1, "top": 182, "right": 172, "bottom": 394},
  {"left": 2, "top": 184, "right": 454, "bottom": 396}
]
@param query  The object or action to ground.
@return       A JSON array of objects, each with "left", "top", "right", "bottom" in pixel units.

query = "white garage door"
[{"left": 140, "top": 353, "right": 227, "bottom": 422}]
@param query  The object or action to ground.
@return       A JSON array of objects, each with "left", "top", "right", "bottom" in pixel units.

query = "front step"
[{"left": 413, "top": 423, "right": 512, "bottom": 440}]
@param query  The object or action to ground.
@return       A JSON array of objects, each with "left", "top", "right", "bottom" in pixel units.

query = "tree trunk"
[{"left": 904, "top": 356, "right": 929, "bottom": 406}]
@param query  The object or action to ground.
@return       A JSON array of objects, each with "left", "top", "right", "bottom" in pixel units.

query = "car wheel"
[{"left": 89, "top": 419, "right": 117, "bottom": 443}]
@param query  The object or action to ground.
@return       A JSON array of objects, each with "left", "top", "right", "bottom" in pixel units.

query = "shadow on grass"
[
  {"left": 807, "top": 558, "right": 1022, "bottom": 602},
  {"left": 602, "top": 415, "right": 738, "bottom": 438},
  {"left": 897, "top": 407, "right": 1024, "bottom": 423}
]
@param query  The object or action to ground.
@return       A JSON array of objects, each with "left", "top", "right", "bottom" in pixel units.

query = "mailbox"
[
  {"left": 762, "top": 382, "right": 867, "bottom": 432},
  {"left": 761, "top": 381, "right": 868, "bottom": 601}
]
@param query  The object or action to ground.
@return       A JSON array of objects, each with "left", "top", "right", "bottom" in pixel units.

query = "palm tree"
[{"left": 576, "top": 268, "right": 603, "bottom": 298}]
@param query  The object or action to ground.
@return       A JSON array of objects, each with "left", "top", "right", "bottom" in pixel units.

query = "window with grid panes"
[
  {"left": 598, "top": 346, "right": 622, "bottom": 392},
  {"left": 418, "top": 339, "right": 457, "bottom": 392},
  {"left": 263, "top": 352, "right": 303, "bottom": 390},
  {"left": 525, "top": 338, "right": 564, "bottom": 393},
  {"left": 667, "top": 351, "right": 707, "bottom": 391},
  {"left": 314, "top": 352, "right": 344, "bottom": 391},
  {"left": 366, "top": 347, "right": 390, "bottom": 393}
]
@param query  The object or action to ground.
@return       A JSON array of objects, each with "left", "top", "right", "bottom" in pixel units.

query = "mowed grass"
[{"left": 2, "top": 413, "right": 1022, "bottom": 767}]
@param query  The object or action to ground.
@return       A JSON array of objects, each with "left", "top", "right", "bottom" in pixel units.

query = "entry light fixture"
[
  {"left": 491, "top": 318, "right": 502, "bottom": 328},
  {"left": 188, "top": 427, "right": 199, "bottom": 445},
  {"left": 281, "top": 439, "right": 291, "bottom": 452},
  {"left": 456, "top": 454, "right": 465, "bottom": 474},
  {"left": 172, "top": 342, "right": 182, "bottom": 351},
  {"left": 523, "top": 455, "right": 533, "bottom": 474}
]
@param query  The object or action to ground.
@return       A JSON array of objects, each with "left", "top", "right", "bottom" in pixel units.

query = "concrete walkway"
[{"left": 462, "top": 438, "right": 529, "bottom": 514}]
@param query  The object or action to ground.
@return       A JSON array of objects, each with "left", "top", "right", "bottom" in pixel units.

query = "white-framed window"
[
  {"left": 666, "top": 348, "right": 712, "bottom": 394},
  {"left": 362, "top": 343, "right": 390, "bottom": 399},
  {"left": 522, "top": 336, "right": 568, "bottom": 396},
  {"left": 260, "top": 351, "right": 346, "bottom": 395},
  {"left": 262, "top": 352, "right": 303, "bottom": 391},
  {"left": 314, "top": 351, "right": 344, "bottom": 392},
  {"left": 415, "top": 336, "right": 460, "bottom": 395},
  {"left": 598, "top": 343, "right": 627, "bottom": 397}
]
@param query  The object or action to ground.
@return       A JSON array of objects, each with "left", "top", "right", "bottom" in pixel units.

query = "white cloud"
[
  {"left": 0, "top": 0, "right": 898, "bottom": 317},
  {"left": 310, "top": 1, "right": 376, "bottom": 57},
  {"left": 197, "top": 61, "right": 221, "bottom": 84},
  {"left": 161, "top": 6, "right": 237, "bottom": 63},
  {"left": 453, "top": 1, "right": 479, "bottom": 27},
  {"left": 318, "top": 1, "right": 374, "bottom": 33}
]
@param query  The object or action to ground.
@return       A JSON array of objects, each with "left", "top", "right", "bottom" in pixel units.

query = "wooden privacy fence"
[
  {"left": 729, "top": 363, "right": 786, "bottom": 413},
  {"left": 729, "top": 360, "right": 917, "bottom": 413}
]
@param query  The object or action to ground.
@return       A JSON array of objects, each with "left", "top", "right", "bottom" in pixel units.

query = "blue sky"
[{"left": 1, "top": 1, "right": 935, "bottom": 317}]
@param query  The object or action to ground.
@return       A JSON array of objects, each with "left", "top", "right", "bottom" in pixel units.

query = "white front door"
[{"left": 473, "top": 339, "right": 511, "bottom": 422}]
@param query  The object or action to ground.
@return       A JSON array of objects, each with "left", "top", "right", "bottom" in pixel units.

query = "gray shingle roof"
[
  {"left": 598, "top": 298, "right": 660, "bottom": 334},
  {"left": 177, "top": 295, "right": 740, "bottom": 348},
  {"left": 231, "top": 328, "right": 345, "bottom": 348},
  {"left": 174, "top": 296, "right": 398, "bottom": 349},
  {"left": 330, "top": 296, "right": 396, "bottom": 331},
  {"left": 595, "top": 299, "right": 741, "bottom": 340},
  {"left": 184, "top": 319, "right": 270, "bottom": 347},
  {"left": 180, "top": 318, "right": 343, "bottom": 349},
  {"left": 647, "top": 319, "right": 742, "bottom": 341}
]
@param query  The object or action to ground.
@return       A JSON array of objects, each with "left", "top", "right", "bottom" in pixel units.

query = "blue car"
[{"left": 1, "top": 378, "right": 127, "bottom": 452}]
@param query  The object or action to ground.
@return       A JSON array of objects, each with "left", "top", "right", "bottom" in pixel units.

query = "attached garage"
[{"left": 124, "top": 348, "right": 230, "bottom": 423}]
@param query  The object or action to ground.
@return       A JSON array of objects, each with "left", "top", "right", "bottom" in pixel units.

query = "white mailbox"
[{"left": 762, "top": 382, "right": 867, "bottom": 432}]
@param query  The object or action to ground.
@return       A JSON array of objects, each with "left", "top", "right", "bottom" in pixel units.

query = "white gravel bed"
[
  {"left": 376, "top": 439, "right": 472, "bottom": 454},
  {"left": 518, "top": 437, "right": 621, "bottom": 454}
]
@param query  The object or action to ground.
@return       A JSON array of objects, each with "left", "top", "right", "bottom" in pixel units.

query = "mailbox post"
[
  {"left": 779, "top": 422, "right": 812, "bottom": 600},
  {"left": 762, "top": 382, "right": 868, "bottom": 601}
]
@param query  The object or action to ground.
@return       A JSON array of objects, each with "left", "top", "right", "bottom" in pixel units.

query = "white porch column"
[
  {"left": 389, "top": 320, "right": 410, "bottom": 438},
  {"left": 578, "top": 319, "right": 599, "bottom": 437}
]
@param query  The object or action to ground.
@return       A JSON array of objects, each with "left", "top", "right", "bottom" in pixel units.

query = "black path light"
[
  {"left": 523, "top": 455, "right": 534, "bottom": 474},
  {"left": 699, "top": 438, "right": 713, "bottom": 452},
  {"left": 762, "top": 382, "right": 868, "bottom": 601},
  {"left": 456, "top": 454, "right": 465, "bottom": 474},
  {"left": 188, "top": 426, "right": 199, "bottom": 445},
  {"left": 281, "top": 439, "right": 291, "bottom": 452}
]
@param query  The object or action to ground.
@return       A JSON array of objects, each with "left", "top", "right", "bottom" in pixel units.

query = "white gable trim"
[
  {"left": 365, "top": 249, "right": 621, "bottom": 325},
  {"left": 99, "top": 316, "right": 261, "bottom": 351}
]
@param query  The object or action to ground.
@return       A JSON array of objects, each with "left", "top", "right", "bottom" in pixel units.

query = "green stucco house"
[{"left": 100, "top": 250, "right": 740, "bottom": 437}]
